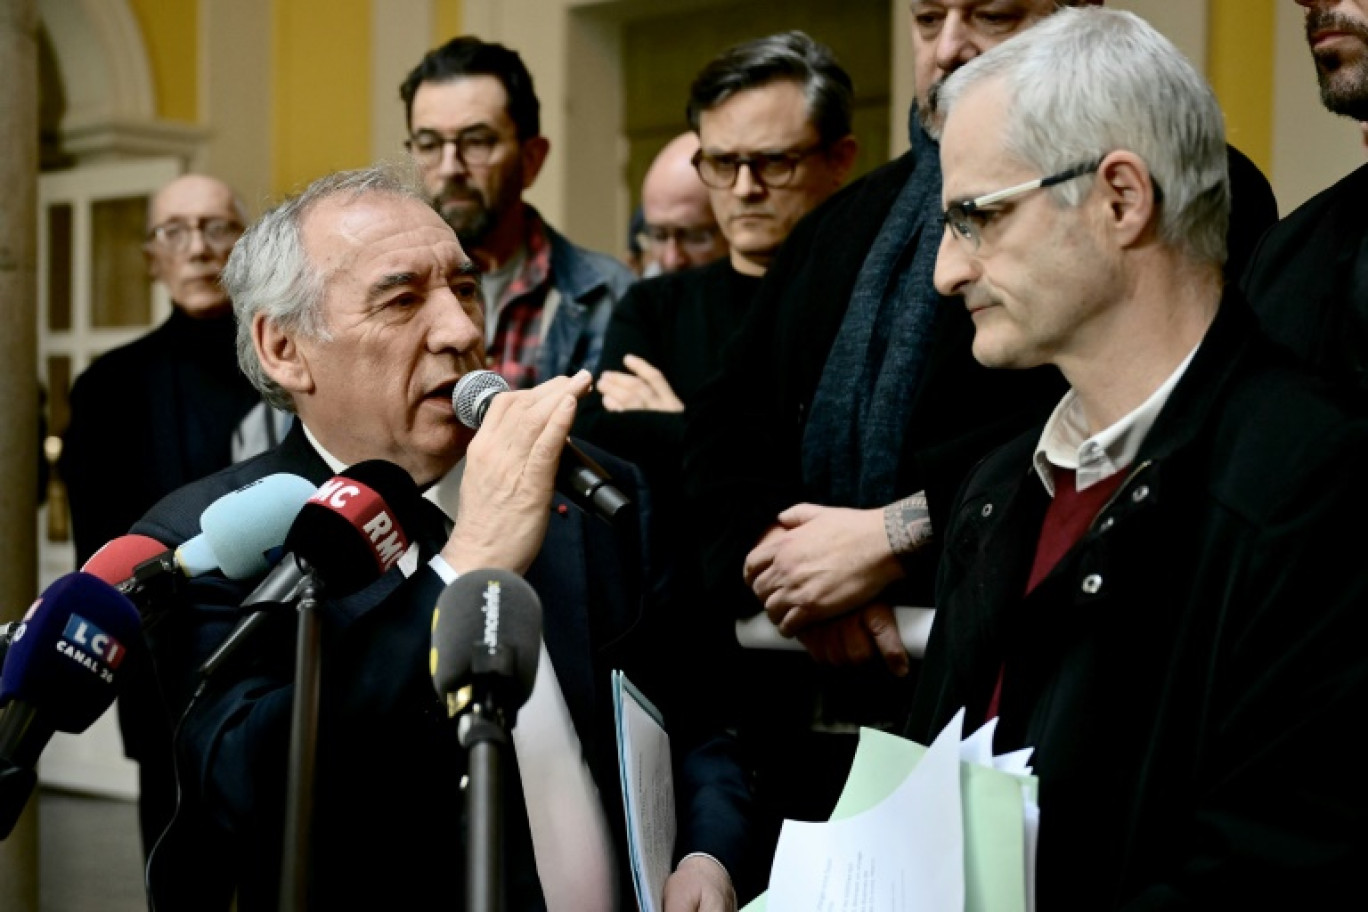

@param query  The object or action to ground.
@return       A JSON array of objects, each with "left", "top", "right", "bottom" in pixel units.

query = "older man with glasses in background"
[
  {"left": 400, "top": 35, "right": 635, "bottom": 390},
  {"left": 58, "top": 172, "right": 277, "bottom": 906},
  {"left": 635, "top": 131, "right": 729, "bottom": 277}
]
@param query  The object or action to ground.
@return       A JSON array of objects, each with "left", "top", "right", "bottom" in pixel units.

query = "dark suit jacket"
[
  {"left": 907, "top": 293, "right": 1368, "bottom": 907},
  {"left": 1240, "top": 160, "right": 1368, "bottom": 393},
  {"left": 135, "top": 424, "right": 753, "bottom": 910}
]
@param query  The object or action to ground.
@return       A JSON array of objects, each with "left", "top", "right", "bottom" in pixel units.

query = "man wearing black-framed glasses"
[
  {"left": 574, "top": 32, "right": 858, "bottom": 893},
  {"left": 399, "top": 36, "right": 635, "bottom": 392}
]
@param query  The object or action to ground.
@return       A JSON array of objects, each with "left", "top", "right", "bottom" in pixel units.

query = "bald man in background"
[
  {"left": 60, "top": 173, "right": 277, "bottom": 896},
  {"left": 638, "top": 132, "right": 728, "bottom": 276}
]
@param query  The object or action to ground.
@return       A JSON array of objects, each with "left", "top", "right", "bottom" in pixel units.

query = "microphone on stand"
[
  {"left": 197, "top": 460, "right": 422, "bottom": 683},
  {"left": 430, "top": 568, "right": 543, "bottom": 912},
  {"left": 451, "top": 370, "right": 633, "bottom": 527}
]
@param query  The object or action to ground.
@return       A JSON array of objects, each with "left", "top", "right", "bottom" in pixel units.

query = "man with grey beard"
[
  {"left": 1241, "top": 0, "right": 1368, "bottom": 394},
  {"left": 399, "top": 36, "right": 634, "bottom": 390}
]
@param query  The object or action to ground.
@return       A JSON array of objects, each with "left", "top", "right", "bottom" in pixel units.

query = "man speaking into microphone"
[{"left": 131, "top": 163, "right": 752, "bottom": 911}]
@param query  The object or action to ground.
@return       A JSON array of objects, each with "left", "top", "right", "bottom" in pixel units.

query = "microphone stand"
[
  {"left": 461, "top": 710, "right": 508, "bottom": 912},
  {"left": 458, "top": 649, "right": 520, "bottom": 912},
  {"left": 279, "top": 567, "right": 322, "bottom": 911}
]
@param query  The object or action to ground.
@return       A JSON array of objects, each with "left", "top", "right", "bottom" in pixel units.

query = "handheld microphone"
[
  {"left": 81, "top": 473, "right": 319, "bottom": 627},
  {"left": 197, "top": 460, "right": 424, "bottom": 682},
  {"left": 0, "top": 572, "right": 141, "bottom": 839},
  {"left": 430, "top": 568, "right": 542, "bottom": 730},
  {"left": 452, "top": 370, "right": 633, "bottom": 527}
]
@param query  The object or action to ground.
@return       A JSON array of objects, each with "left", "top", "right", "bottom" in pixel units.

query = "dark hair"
[
  {"left": 686, "top": 30, "right": 854, "bottom": 146},
  {"left": 399, "top": 36, "right": 541, "bottom": 140}
]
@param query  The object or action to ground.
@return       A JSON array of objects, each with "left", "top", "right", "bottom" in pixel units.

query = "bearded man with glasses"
[
  {"left": 399, "top": 36, "right": 635, "bottom": 391},
  {"left": 59, "top": 173, "right": 282, "bottom": 907}
]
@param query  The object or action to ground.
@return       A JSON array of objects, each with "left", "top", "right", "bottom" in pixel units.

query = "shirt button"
[
  {"left": 980, "top": 503, "right": 993, "bottom": 518},
  {"left": 1098, "top": 516, "right": 1114, "bottom": 532},
  {"left": 1131, "top": 485, "right": 1150, "bottom": 503},
  {"left": 1081, "top": 573, "right": 1103, "bottom": 594}
]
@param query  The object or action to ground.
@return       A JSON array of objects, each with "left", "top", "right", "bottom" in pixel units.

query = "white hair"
[{"left": 937, "top": 7, "right": 1230, "bottom": 266}]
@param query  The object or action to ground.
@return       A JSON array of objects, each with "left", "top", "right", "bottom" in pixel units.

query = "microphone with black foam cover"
[
  {"left": 430, "top": 568, "right": 542, "bottom": 729},
  {"left": 198, "top": 460, "right": 424, "bottom": 682},
  {"left": 0, "top": 572, "right": 141, "bottom": 839},
  {"left": 452, "top": 369, "right": 633, "bottom": 527},
  {"left": 81, "top": 473, "right": 319, "bottom": 629},
  {"left": 430, "top": 568, "right": 543, "bottom": 912}
]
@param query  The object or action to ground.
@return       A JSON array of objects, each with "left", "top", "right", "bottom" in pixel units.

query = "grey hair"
[
  {"left": 936, "top": 7, "right": 1230, "bottom": 266},
  {"left": 222, "top": 159, "right": 430, "bottom": 411}
]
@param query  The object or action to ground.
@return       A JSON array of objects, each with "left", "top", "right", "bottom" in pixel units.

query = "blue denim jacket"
[{"left": 539, "top": 217, "right": 637, "bottom": 382}]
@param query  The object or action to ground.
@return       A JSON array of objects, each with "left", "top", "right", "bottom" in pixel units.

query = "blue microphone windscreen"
[
  {"left": 0, "top": 573, "right": 142, "bottom": 733},
  {"left": 188, "top": 473, "right": 319, "bottom": 578}
]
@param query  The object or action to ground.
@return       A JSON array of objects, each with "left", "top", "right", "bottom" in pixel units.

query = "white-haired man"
[{"left": 907, "top": 7, "right": 1368, "bottom": 905}]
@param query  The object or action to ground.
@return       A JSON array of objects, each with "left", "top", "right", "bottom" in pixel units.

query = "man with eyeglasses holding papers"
[
  {"left": 400, "top": 36, "right": 635, "bottom": 391},
  {"left": 905, "top": 8, "right": 1368, "bottom": 904},
  {"left": 59, "top": 172, "right": 276, "bottom": 901}
]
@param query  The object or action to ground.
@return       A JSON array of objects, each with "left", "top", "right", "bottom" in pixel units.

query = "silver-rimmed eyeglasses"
[
  {"left": 636, "top": 223, "right": 721, "bottom": 253},
  {"left": 145, "top": 218, "right": 244, "bottom": 254},
  {"left": 941, "top": 158, "right": 1103, "bottom": 251}
]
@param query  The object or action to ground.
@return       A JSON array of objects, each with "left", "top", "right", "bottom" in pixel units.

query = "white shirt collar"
[
  {"left": 300, "top": 423, "right": 464, "bottom": 519},
  {"left": 1033, "top": 344, "right": 1199, "bottom": 496}
]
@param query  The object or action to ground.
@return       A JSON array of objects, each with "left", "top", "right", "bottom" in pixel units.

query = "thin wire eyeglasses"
[
  {"left": 145, "top": 218, "right": 244, "bottom": 254},
  {"left": 636, "top": 224, "right": 721, "bottom": 253},
  {"left": 690, "top": 143, "right": 826, "bottom": 190},
  {"left": 941, "top": 158, "right": 1103, "bottom": 251},
  {"left": 405, "top": 126, "right": 503, "bottom": 170}
]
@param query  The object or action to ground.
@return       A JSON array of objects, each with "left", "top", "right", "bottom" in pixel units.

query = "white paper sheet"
[{"left": 765, "top": 709, "right": 968, "bottom": 912}]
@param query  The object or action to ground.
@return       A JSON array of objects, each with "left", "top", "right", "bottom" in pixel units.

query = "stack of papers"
[{"left": 744, "top": 709, "right": 1039, "bottom": 912}]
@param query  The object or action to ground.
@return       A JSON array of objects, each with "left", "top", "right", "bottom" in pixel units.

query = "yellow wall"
[
  {"left": 272, "top": 0, "right": 373, "bottom": 194},
  {"left": 1209, "top": 0, "right": 1276, "bottom": 175},
  {"left": 435, "top": 0, "right": 463, "bottom": 42},
  {"left": 128, "top": 0, "right": 198, "bottom": 123}
]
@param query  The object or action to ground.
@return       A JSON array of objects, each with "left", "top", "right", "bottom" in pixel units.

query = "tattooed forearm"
[{"left": 883, "top": 492, "right": 933, "bottom": 556}]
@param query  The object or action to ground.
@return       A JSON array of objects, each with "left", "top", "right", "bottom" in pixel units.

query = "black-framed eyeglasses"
[
  {"left": 691, "top": 143, "right": 826, "bottom": 190},
  {"left": 941, "top": 157, "right": 1103, "bottom": 251},
  {"left": 636, "top": 223, "right": 721, "bottom": 253},
  {"left": 405, "top": 126, "right": 504, "bottom": 170},
  {"left": 145, "top": 218, "right": 244, "bottom": 253}
]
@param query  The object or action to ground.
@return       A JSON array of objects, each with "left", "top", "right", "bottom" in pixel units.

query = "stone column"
[{"left": 0, "top": 0, "right": 40, "bottom": 909}]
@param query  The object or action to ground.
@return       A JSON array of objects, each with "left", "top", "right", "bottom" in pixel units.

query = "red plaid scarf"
[{"left": 487, "top": 210, "right": 553, "bottom": 390}]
